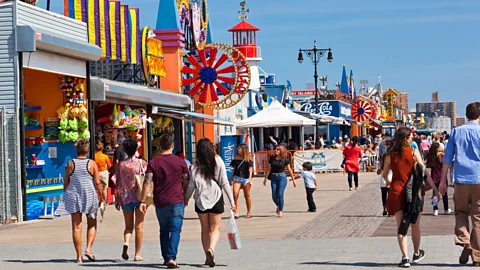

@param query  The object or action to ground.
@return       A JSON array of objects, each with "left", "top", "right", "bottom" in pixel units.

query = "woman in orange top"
[
  {"left": 382, "top": 127, "right": 440, "bottom": 267},
  {"left": 94, "top": 142, "right": 111, "bottom": 204},
  {"left": 342, "top": 136, "right": 363, "bottom": 191}
]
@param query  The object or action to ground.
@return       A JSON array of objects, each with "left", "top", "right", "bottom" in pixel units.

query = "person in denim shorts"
[{"left": 230, "top": 144, "right": 254, "bottom": 219}]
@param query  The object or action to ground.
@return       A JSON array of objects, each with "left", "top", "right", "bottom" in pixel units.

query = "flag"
[
  {"left": 65, "top": 0, "right": 87, "bottom": 22},
  {"left": 129, "top": 8, "right": 141, "bottom": 65},
  {"left": 349, "top": 69, "right": 356, "bottom": 99},
  {"left": 99, "top": 0, "right": 110, "bottom": 59},
  {"left": 339, "top": 65, "right": 349, "bottom": 95},
  {"left": 120, "top": 4, "right": 131, "bottom": 63},
  {"left": 109, "top": 0, "right": 121, "bottom": 61}
]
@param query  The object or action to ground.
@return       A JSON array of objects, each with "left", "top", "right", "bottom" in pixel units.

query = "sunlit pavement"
[{"left": 0, "top": 173, "right": 460, "bottom": 269}]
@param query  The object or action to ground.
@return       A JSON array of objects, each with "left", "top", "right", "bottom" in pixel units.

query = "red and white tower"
[{"left": 228, "top": 1, "right": 262, "bottom": 90}]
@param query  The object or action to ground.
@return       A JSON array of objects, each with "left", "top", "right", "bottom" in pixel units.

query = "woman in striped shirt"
[{"left": 56, "top": 138, "right": 104, "bottom": 263}]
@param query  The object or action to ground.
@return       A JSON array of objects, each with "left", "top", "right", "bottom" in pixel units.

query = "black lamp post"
[{"left": 298, "top": 41, "right": 333, "bottom": 134}]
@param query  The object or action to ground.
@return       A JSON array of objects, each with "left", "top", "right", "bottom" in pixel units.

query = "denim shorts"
[
  {"left": 122, "top": 201, "right": 141, "bottom": 211},
  {"left": 233, "top": 176, "right": 250, "bottom": 185}
]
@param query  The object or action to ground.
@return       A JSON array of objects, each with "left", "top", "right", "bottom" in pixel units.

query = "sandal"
[
  {"left": 206, "top": 249, "right": 215, "bottom": 267},
  {"left": 122, "top": 245, "right": 129, "bottom": 260},
  {"left": 134, "top": 256, "right": 144, "bottom": 262},
  {"left": 234, "top": 215, "right": 239, "bottom": 219},
  {"left": 84, "top": 253, "right": 96, "bottom": 262},
  {"left": 167, "top": 261, "right": 180, "bottom": 269},
  {"left": 245, "top": 215, "right": 252, "bottom": 219}
]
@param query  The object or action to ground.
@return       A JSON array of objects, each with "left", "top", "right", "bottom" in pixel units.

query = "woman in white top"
[{"left": 185, "top": 138, "right": 236, "bottom": 267}]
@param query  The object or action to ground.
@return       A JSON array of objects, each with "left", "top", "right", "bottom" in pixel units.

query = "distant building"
[
  {"left": 397, "top": 92, "right": 408, "bottom": 114},
  {"left": 416, "top": 92, "right": 456, "bottom": 127},
  {"left": 456, "top": 117, "right": 466, "bottom": 126}
]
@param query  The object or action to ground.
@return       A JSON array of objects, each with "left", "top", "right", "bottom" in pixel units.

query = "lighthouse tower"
[{"left": 228, "top": 2, "right": 262, "bottom": 90}]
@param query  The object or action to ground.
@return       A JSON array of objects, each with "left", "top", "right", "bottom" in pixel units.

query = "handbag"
[{"left": 135, "top": 159, "right": 154, "bottom": 205}]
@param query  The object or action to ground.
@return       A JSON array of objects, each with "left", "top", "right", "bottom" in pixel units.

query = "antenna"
[{"left": 238, "top": 0, "right": 250, "bottom": 21}]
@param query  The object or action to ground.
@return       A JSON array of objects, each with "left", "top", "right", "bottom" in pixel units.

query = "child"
[
  {"left": 426, "top": 142, "right": 451, "bottom": 216},
  {"left": 296, "top": 162, "right": 318, "bottom": 212},
  {"left": 377, "top": 152, "right": 392, "bottom": 216},
  {"left": 94, "top": 142, "right": 111, "bottom": 204}
]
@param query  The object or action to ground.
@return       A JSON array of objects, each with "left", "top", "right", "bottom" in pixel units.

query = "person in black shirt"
[
  {"left": 230, "top": 144, "right": 254, "bottom": 219},
  {"left": 263, "top": 145, "right": 296, "bottom": 218},
  {"left": 112, "top": 140, "right": 128, "bottom": 169}
]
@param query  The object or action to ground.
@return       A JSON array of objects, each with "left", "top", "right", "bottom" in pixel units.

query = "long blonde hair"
[
  {"left": 239, "top": 144, "right": 252, "bottom": 162},
  {"left": 276, "top": 145, "right": 287, "bottom": 162}
]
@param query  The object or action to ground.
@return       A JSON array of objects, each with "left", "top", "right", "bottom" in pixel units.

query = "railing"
[{"left": 252, "top": 150, "right": 295, "bottom": 174}]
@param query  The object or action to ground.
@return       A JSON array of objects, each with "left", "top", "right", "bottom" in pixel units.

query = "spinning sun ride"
[
  {"left": 352, "top": 100, "right": 374, "bottom": 123},
  {"left": 181, "top": 42, "right": 251, "bottom": 110}
]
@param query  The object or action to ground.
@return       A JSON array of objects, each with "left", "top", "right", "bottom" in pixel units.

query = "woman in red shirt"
[{"left": 342, "top": 136, "right": 363, "bottom": 191}]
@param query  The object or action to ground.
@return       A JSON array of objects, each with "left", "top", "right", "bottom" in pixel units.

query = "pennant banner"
[
  {"left": 129, "top": 8, "right": 141, "bottom": 65},
  {"left": 109, "top": 0, "right": 121, "bottom": 61},
  {"left": 120, "top": 4, "right": 131, "bottom": 63}
]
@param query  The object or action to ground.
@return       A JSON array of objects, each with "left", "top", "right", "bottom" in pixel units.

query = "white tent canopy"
[{"left": 236, "top": 100, "right": 316, "bottom": 128}]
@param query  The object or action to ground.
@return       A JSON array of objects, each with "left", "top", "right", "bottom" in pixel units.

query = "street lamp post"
[{"left": 298, "top": 41, "right": 333, "bottom": 135}]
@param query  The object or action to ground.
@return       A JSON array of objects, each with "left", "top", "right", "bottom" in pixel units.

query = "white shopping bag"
[{"left": 227, "top": 211, "right": 241, "bottom": 249}]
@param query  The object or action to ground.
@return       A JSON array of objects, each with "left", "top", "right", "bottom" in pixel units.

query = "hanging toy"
[
  {"left": 78, "top": 129, "right": 90, "bottom": 140},
  {"left": 59, "top": 118, "right": 68, "bottom": 130},
  {"left": 57, "top": 106, "right": 69, "bottom": 119},
  {"left": 112, "top": 105, "right": 120, "bottom": 128},
  {"left": 59, "top": 130, "right": 67, "bottom": 144},
  {"left": 60, "top": 76, "right": 67, "bottom": 91},
  {"left": 78, "top": 117, "right": 89, "bottom": 130},
  {"left": 24, "top": 114, "right": 29, "bottom": 126},
  {"left": 68, "top": 118, "right": 78, "bottom": 131},
  {"left": 67, "top": 131, "right": 79, "bottom": 142}
]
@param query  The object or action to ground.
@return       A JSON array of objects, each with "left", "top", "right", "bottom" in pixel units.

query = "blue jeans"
[
  {"left": 270, "top": 173, "right": 287, "bottom": 211},
  {"left": 155, "top": 203, "right": 184, "bottom": 262}
]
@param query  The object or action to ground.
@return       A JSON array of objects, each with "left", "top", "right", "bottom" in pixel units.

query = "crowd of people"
[{"left": 54, "top": 102, "right": 480, "bottom": 268}]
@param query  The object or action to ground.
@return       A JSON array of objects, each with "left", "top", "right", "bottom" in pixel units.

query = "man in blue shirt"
[{"left": 440, "top": 102, "right": 480, "bottom": 266}]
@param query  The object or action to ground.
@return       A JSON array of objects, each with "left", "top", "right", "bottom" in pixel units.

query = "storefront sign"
[
  {"left": 385, "top": 88, "right": 397, "bottom": 121},
  {"left": 220, "top": 136, "right": 237, "bottom": 180},
  {"left": 300, "top": 101, "right": 352, "bottom": 120},
  {"left": 142, "top": 26, "right": 166, "bottom": 85},
  {"left": 293, "top": 150, "right": 343, "bottom": 172},
  {"left": 44, "top": 119, "right": 59, "bottom": 140}
]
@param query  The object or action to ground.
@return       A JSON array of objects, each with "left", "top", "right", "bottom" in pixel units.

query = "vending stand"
[{"left": 0, "top": 1, "right": 101, "bottom": 221}]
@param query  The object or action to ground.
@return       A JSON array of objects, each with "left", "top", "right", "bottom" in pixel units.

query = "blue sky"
[{"left": 40, "top": 0, "right": 479, "bottom": 115}]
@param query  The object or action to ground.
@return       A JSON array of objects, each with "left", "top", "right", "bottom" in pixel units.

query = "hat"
[{"left": 344, "top": 135, "right": 348, "bottom": 138}]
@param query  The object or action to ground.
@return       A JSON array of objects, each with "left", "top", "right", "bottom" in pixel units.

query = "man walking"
[
  {"left": 140, "top": 133, "right": 189, "bottom": 268},
  {"left": 440, "top": 102, "right": 480, "bottom": 266}
]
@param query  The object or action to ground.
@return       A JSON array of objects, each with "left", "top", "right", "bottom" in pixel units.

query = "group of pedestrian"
[
  {"left": 57, "top": 134, "right": 237, "bottom": 268},
  {"left": 375, "top": 102, "right": 480, "bottom": 268}
]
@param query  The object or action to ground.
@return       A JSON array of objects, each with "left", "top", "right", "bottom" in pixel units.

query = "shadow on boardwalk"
[{"left": 301, "top": 261, "right": 464, "bottom": 268}]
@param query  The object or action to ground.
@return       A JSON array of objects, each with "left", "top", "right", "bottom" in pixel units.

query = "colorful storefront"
[{"left": 0, "top": 1, "right": 102, "bottom": 221}]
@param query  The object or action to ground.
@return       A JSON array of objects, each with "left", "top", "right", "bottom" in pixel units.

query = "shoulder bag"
[{"left": 135, "top": 159, "right": 154, "bottom": 205}]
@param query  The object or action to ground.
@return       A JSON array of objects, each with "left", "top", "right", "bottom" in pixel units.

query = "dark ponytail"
[{"left": 351, "top": 136, "right": 359, "bottom": 147}]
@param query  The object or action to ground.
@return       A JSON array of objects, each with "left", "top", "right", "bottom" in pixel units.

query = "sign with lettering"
[
  {"left": 299, "top": 101, "right": 352, "bottom": 120},
  {"left": 220, "top": 135, "right": 238, "bottom": 180},
  {"left": 44, "top": 119, "right": 59, "bottom": 140},
  {"left": 142, "top": 26, "right": 166, "bottom": 85},
  {"left": 385, "top": 89, "right": 398, "bottom": 121},
  {"left": 291, "top": 90, "right": 320, "bottom": 97}
]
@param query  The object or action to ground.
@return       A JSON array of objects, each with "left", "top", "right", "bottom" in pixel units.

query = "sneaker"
[
  {"left": 349, "top": 188, "right": 352, "bottom": 191},
  {"left": 445, "top": 209, "right": 452, "bottom": 214},
  {"left": 433, "top": 210, "right": 439, "bottom": 216},
  {"left": 399, "top": 258, "right": 411, "bottom": 268},
  {"left": 412, "top": 250, "right": 425, "bottom": 263},
  {"left": 383, "top": 209, "right": 388, "bottom": 216}
]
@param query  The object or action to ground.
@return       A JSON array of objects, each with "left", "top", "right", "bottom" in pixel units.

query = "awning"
[
  {"left": 156, "top": 108, "right": 235, "bottom": 126},
  {"left": 16, "top": 25, "right": 102, "bottom": 61},
  {"left": 90, "top": 77, "right": 191, "bottom": 110}
]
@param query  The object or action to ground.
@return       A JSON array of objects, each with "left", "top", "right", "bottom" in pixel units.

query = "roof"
[{"left": 228, "top": 21, "right": 260, "bottom": 32}]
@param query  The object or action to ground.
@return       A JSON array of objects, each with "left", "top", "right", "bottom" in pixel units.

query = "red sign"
[
  {"left": 35, "top": 32, "right": 42, "bottom": 41},
  {"left": 291, "top": 90, "right": 320, "bottom": 96}
]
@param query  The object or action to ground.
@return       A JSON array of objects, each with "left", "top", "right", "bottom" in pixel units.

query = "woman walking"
[
  {"left": 55, "top": 138, "right": 104, "bottom": 263},
  {"left": 185, "top": 138, "right": 236, "bottom": 267},
  {"left": 263, "top": 145, "right": 296, "bottom": 218},
  {"left": 230, "top": 144, "right": 253, "bottom": 219},
  {"left": 342, "top": 136, "right": 363, "bottom": 191},
  {"left": 383, "top": 127, "right": 440, "bottom": 267},
  {"left": 425, "top": 142, "right": 451, "bottom": 216},
  {"left": 115, "top": 139, "right": 147, "bottom": 262}
]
